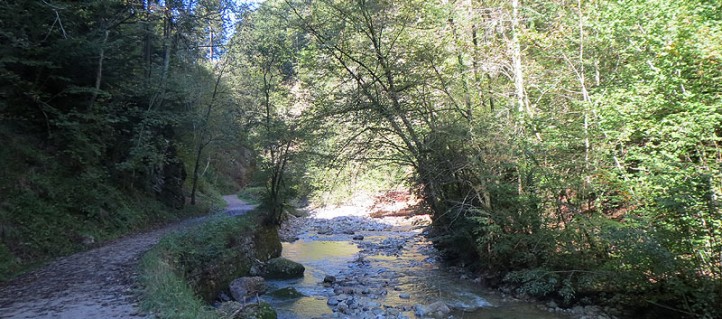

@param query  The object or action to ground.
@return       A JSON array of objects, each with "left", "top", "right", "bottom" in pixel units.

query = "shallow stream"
[{"left": 263, "top": 218, "right": 570, "bottom": 319}]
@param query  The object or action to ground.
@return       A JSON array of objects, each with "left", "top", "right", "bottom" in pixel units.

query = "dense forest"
[{"left": 1, "top": 0, "right": 721, "bottom": 318}]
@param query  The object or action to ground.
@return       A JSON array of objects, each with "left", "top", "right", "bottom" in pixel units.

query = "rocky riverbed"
[{"left": 253, "top": 204, "right": 620, "bottom": 319}]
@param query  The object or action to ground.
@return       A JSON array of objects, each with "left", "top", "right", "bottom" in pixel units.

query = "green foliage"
[
  {"left": 139, "top": 245, "right": 220, "bottom": 319},
  {"left": 5, "top": 0, "right": 720, "bottom": 317},
  {"left": 226, "top": 2, "right": 311, "bottom": 224},
  {"left": 0, "top": 127, "right": 206, "bottom": 281},
  {"left": 305, "top": 160, "right": 408, "bottom": 206},
  {"left": 237, "top": 186, "right": 265, "bottom": 205},
  {"left": 1, "top": 0, "right": 254, "bottom": 281},
  {"left": 138, "top": 211, "right": 282, "bottom": 318},
  {"left": 263, "top": 0, "right": 722, "bottom": 317}
]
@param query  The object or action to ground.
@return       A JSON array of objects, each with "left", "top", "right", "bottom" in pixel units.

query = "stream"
[{"left": 260, "top": 210, "right": 574, "bottom": 319}]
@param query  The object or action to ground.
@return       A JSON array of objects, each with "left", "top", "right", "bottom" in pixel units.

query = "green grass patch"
[
  {"left": 138, "top": 211, "right": 281, "bottom": 319},
  {"left": 237, "top": 186, "right": 265, "bottom": 205},
  {"left": 0, "top": 190, "right": 216, "bottom": 282},
  {"left": 0, "top": 126, "right": 226, "bottom": 282},
  {"left": 139, "top": 246, "right": 219, "bottom": 319}
]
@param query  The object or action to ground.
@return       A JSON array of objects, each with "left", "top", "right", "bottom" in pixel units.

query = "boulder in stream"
[
  {"left": 262, "top": 257, "right": 305, "bottom": 279},
  {"left": 268, "top": 287, "right": 305, "bottom": 299}
]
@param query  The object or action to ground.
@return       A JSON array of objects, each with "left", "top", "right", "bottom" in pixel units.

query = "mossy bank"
[{"left": 139, "top": 210, "right": 281, "bottom": 319}]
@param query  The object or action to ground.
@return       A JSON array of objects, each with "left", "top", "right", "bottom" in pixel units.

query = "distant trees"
[
  {"left": 240, "top": 0, "right": 722, "bottom": 317},
  {"left": 4, "top": 0, "right": 717, "bottom": 315},
  {"left": 0, "top": 0, "right": 251, "bottom": 277},
  {"left": 226, "top": 2, "right": 308, "bottom": 224}
]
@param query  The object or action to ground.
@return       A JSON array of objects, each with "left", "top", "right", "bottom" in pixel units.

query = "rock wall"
[{"left": 179, "top": 221, "right": 282, "bottom": 302}]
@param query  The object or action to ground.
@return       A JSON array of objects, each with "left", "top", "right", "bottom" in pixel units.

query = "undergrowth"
[
  {"left": 139, "top": 245, "right": 219, "bottom": 319},
  {"left": 138, "top": 210, "right": 280, "bottom": 319},
  {"left": 0, "top": 127, "right": 224, "bottom": 282},
  {"left": 237, "top": 186, "right": 264, "bottom": 205}
]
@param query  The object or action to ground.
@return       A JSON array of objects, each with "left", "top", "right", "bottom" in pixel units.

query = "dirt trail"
[
  {"left": 0, "top": 196, "right": 254, "bottom": 319},
  {"left": 222, "top": 195, "right": 257, "bottom": 216}
]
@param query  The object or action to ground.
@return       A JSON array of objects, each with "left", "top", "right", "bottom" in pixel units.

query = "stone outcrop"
[
  {"left": 186, "top": 223, "right": 282, "bottom": 302},
  {"left": 229, "top": 276, "right": 267, "bottom": 302},
  {"left": 261, "top": 257, "right": 305, "bottom": 279}
]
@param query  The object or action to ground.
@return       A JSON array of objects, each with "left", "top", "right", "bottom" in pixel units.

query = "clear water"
[{"left": 263, "top": 235, "right": 568, "bottom": 319}]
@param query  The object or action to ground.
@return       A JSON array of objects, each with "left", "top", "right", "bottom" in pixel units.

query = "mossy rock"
[
  {"left": 263, "top": 257, "right": 305, "bottom": 279},
  {"left": 269, "top": 287, "right": 305, "bottom": 299},
  {"left": 229, "top": 276, "right": 267, "bottom": 302},
  {"left": 216, "top": 301, "right": 277, "bottom": 319},
  {"left": 183, "top": 220, "right": 281, "bottom": 302},
  {"left": 238, "top": 302, "right": 277, "bottom": 319},
  {"left": 253, "top": 226, "right": 283, "bottom": 260},
  {"left": 217, "top": 301, "right": 244, "bottom": 318}
]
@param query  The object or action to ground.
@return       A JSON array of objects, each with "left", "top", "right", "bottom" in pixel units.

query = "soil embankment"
[{"left": 0, "top": 196, "right": 254, "bottom": 319}]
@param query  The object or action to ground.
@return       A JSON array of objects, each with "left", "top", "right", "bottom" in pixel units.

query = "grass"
[
  {"left": 0, "top": 127, "right": 226, "bottom": 282},
  {"left": 139, "top": 247, "right": 219, "bottom": 319},
  {"left": 0, "top": 192, "right": 217, "bottom": 282},
  {"left": 237, "top": 186, "right": 265, "bottom": 205},
  {"left": 137, "top": 210, "right": 281, "bottom": 319}
]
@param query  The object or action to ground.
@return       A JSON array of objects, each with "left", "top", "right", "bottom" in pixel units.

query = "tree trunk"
[
  {"left": 89, "top": 30, "right": 109, "bottom": 111},
  {"left": 190, "top": 142, "right": 205, "bottom": 205},
  {"left": 190, "top": 64, "right": 227, "bottom": 205},
  {"left": 511, "top": 0, "right": 527, "bottom": 116}
]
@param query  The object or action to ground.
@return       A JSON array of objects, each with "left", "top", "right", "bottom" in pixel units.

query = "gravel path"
[
  {"left": 0, "top": 196, "right": 254, "bottom": 319},
  {"left": 222, "top": 195, "right": 257, "bottom": 216}
]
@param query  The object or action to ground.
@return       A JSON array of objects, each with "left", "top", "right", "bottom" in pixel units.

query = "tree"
[{"left": 228, "top": 2, "right": 308, "bottom": 224}]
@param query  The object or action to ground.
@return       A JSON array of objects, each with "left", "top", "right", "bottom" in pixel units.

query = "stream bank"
[{"left": 252, "top": 204, "right": 619, "bottom": 319}]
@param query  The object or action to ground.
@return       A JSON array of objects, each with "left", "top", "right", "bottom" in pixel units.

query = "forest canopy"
[{"left": 1, "top": 0, "right": 720, "bottom": 317}]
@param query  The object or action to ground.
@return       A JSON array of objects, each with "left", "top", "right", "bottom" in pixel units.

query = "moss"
[
  {"left": 269, "top": 287, "right": 305, "bottom": 299},
  {"left": 237, "top": 187, "right": 265, "bottom": 205},
  {"left": 237, "top": 302, "right": 277, "bottom": 319},
  {"left": 139, "top": 211, "right": 283, "bottom": 319},
  {"left": 263, "top": 257, "right": 305, "bottom": 279}
]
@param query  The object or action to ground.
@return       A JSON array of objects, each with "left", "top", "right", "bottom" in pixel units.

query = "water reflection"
[
  {"left": 263, "top": 237, "right": 567, "bottom": 319},
  {"left": 265, "top": 241, "right": 358, "bottom": 318}
]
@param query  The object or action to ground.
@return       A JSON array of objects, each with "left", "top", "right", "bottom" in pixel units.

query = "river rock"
[
  {"left": 269, "top": 287, "right": 305, "bottom": 299},
  {"left": 546, "top": 300, "right": 558, "bottom": 309},
  {"left": 263, "top": 257, "right": 305, "bottom": 279},
  {"left": 237, "top": 302, "right": 277, "bottom": 319},
  {"left": 414, "top": 301, "right": 451, "bottom": 318},
  {"left": 323, "top": 275, "right": 337, "bottom": 284},
  {"left": 352, "top": 235, "right": 364, "bottom": 240},
  {"left": 216, "top": 301, "right": 244, "bottom": 318},
  {"left": 317, "top": 227, "right": 333, "bottom": 235},
  {"left": 337, "top": 302, "right": 349, "bottom": 313},
  {"left": 229, "top": 276, "right": 267, "bottom": 302},
  {"left": 216, "top": 301, "right": 277, "bottom": 319}
]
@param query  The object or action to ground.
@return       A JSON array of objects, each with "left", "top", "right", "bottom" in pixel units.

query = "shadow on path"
[{"left": 0, "top": 195, "right": 253, "bottom": 319}]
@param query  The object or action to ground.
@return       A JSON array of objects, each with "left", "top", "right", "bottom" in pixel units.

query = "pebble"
[{"left": 277, "top": 206, "right": 608, "bottom": 319}]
